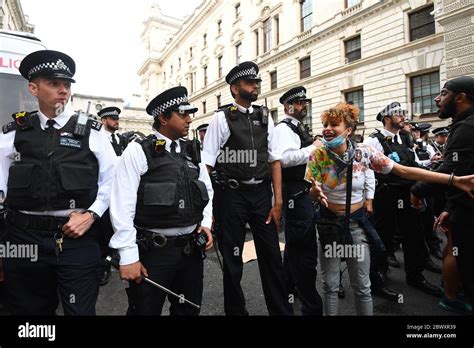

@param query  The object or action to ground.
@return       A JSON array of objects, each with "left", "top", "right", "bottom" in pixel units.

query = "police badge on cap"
[
  {"left": 279, "top": 86, "right": 311, "bottom": 105},
  {"left": 432, "top": 126, "right": 449, "bottom": 136},
  {"left": 146, "top": 86, "right": 198, "bottom": 117},
  {"left": 98, "top": 107, "right": 121, "bottom": 120},
  {"left": 19, "top": 50, "right": 76, "bottom": 82},
  {"left": 225, "top": 61, "right": 262, "bottom": 85}
]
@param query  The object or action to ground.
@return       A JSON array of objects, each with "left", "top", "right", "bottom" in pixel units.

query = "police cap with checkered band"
[
  {"left": 146, "top": 86, "right": 198, "bottom": 117},
  {"left": 279, "top": 86, "right": 311, "bottom": 105},
  {"left": 19, "top": 50, "right": 76, "bottom": 82},
  {"left": 98, "top": 106, "right": 121, "bottom": 120},
  {"left": 225, "top": 61, "right": 262, "bottom": 85}
]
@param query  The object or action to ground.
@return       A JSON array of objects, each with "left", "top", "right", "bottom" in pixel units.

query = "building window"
[
  {"left": 270, "top": 71, "right": 277, "bottom": 90},
  {"left": 275, "top": 16, "right": 280, "bottom": 45},
  {"left": 189, "top": 73, "right": 194, "bottom": 93},
  {"left": 178, "top": 58, "right": 181, "bottom": 69},
  {"left": 411, "top": 71, "right": 439, "bottom": 115},
  {"left": 217, "top": 95, "right": 221, "bottom": 108},
  {"left": 189, "top": 47, "right": 193, "bottom": 58},
  {"left": 163, "top": 71, "right": 166, "bottom": 82},
  {"left": 263, "top": 18, "right": 272, "bottom": 53},
  {"left": 202, "top": 101, "right": 207, "bottom": 114},
  {"left": 345, "top": 0, "right": 360, "bottom": 8},
  {"left": 203, "top": 65, "right": 208, "bottom": 86},
  {"left": 236, "top": 43, "right": 242, "bottom": 65},
  {"left": 345, "top": 35, "right": 361, "bottom": 63},
  {"left": 255, "top": 30, "right": 259, "bottom": 56},
  {"left": 345, "top": 89, "right": 365, "bottom": 123},
  {"left": 301, "top": 0, "right": 313, "bottom": 32},
  {"left": 302, "top": 101, "right": 312, "bottom": 132},
  {"left": 217, "top": 19, "right": 222, "bottom": 34},
  {"left": 218, "top": 55, "right": 223, "bottom": 78},
  {"left": 170, "top": 65, "right": 173, "bottom": 76},
  {"left": 299, "top": 57, "right": 311, "bottom": 79},
  {"left": 409, "top": 4, "right": 435, "bottom": 41},
  {"left": 271, "top": 109, "right": 278, "bottom": 123},
  {"left": 203, "top": 33, "right": 207, "bottom": 46},
  {"left": 235, "top": 3, "right": 241, "bottom": 18}
]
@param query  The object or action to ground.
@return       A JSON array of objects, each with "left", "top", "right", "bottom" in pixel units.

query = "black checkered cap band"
[
  {"left": 384, "top": 105, "right": 406, "bottom": 116},
  {"left": 151, "top": 95, "right": 188, "bottom": 117},
  {"left": 27, "top": 59, "right": 73, "bottom": 79},
  {"left": 283, "top": 90, "right": 306, "bottom": 105},
  {"left": 100, "top": 110, "right": 119, "bottom": 117},
  {"left": 228, "top": 67, "right": 258, "bottom": 84}
]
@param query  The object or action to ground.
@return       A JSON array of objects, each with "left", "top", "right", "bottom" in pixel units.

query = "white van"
[{"left": 0, "top": 30, "right": 46, "bottom": 125}]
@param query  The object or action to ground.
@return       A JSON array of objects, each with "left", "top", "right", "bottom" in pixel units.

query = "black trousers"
[
  {"left": 371, "top": 185, "right": 425, "bottom": 279},
  {"left": 282, "top": 180, "right": 322, "bottom": 315},
  {"left": 2, "top": 213, "right": 100, "bottom": 315},
  {"left": 214, "top": 183, "right": 293, "bottom": 316},
  {"left": 126, "top": 243, "right": 203, "bottom": 316},
  {"left": 450, "top": 212, "right": 474, "bottom": 304}
]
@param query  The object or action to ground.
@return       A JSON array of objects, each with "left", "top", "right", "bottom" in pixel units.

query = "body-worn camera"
[{"left": 193, "top": 232, "right": 208, "bottom": 249}]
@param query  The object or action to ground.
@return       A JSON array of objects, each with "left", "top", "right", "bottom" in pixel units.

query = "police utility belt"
[
  {"left": 7, "top": 210, "right": 68, "bottom": 231},
  {"left": 211, "top": 174, "right": 268, "bottom": 191},
  {"left": 135, "top": 226, "right": 207, "bottom": 258}
]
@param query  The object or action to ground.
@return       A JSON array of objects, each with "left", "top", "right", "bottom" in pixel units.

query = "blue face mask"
[{"left": 322, "top": 133, "right": 347, "bottom": 149}]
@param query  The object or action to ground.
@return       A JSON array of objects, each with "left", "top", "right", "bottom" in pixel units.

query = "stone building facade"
[{"left": 0, "top": 0, "right": 34, "bottom": 32}]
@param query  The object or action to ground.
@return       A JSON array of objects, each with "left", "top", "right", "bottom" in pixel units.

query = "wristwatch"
[{"left": 86, "top": 210, "right": 100, "bottom": 221}]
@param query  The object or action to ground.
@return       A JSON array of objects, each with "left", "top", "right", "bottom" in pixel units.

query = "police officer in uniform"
[
  {"left": 109, "top": 86, "right": 213, "bottom": 315},
  {"left": 99, "top": 106, "right": 126, "bottom": 156},
  {"left": 272, "top": 86, "right": 323, "bottom": 315},
  {"left": 364, "top": 102, "right": 443, "bottom": 297},
  {"left": 96, "top": 106, "right": 126, "bottom": 285},
  {"left": 0, "top": 50, "right": 117, "bottom": 315},
  {"left": 431, "top": 127, "right": 449, "bottom": 158},
  {"left": 203, "top": 61, "right": 293, "bottom": 315},
  {"left": 196, "top": 123, "right": 208, "bottom": 145}
]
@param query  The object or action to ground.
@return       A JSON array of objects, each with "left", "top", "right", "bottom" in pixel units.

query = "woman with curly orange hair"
[{"left": 305, "top": 102, "right": 474, "bottom": 316}]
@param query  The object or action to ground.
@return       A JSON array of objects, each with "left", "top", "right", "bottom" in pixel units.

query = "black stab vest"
[
  {"left": 6, "top": 113, "right": 99, "bottom": 211},
  {"left": 134, "top": 136, "right": 209, "bottom": 229}
]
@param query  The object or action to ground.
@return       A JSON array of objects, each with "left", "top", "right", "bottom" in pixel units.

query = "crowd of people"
[{"left": 0, "top": 49, "right": 473, "bottom": 316}]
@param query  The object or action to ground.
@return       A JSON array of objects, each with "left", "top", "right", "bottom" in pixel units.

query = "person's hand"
[
  {"left": 309, "top": 178, "right": 328, "bottom": 207},
  {"left": 364, "top": 199, "right": 374, "bottom": 215},
  {"left": 312, "top": 138, "right": 323, "bottom": 148},
  {"left": 434, "top": 211, "right": 450, "bottom": 233},
  {"left": 62, "top": 211, "right": 94, "bottom": 238},
  {"left": 431, "top": 153, "right": 443, "bottom": 162},
  {"left": 119, "top": 261, "right": 148, "bottom": 284},
  {"left": 266, "top": 203, "right": 282, "bottom": 233},
  {"left": 197, "top": 226, "right": 213, "bottom": 251},
  {"left": 410, "top": 193, "right": 426, "bottom": 210},
  {"left": 453, "top": 175, "right": 474, "bottom": 198}
]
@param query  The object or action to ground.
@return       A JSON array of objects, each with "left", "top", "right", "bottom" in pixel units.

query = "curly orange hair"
[{"left": 321, "top": 102, "right": 360, "bottom": 128}]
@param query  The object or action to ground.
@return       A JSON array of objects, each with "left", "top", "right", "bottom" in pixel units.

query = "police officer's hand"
[
  {"left": 309, "top": 178, "right": 328, "bottom": 207},
  {"left": 434, "top": 211, "right": 450, "bottom": 233},
  {"left": 120, "top": 261, "right": 149, "bottom": 284},
  {"left": 198, "top": 227, "right": 213, "bottom": 251},
  {"left": 431, "top": 153, "right": 443, "bottom": 162},
  {"left": 266, "top": 203, "right": 282, "bottom": 233},
  {"left": 62, "top": 211, "right": 94, "bottom": 238},
  {"left": 364, "top": 199, "right": 373, "bottom": 215},
  {"left": 312, "top": 138, "right": 324, "bottom": 149}
]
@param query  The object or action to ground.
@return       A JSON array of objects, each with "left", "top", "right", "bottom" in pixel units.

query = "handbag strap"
[{"left": 343, "top": 159, "right": 354, "bottom": 235}]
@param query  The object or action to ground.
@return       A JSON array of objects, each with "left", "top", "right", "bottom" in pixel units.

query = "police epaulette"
[
  {"left": 2, "top": 121, "right": 16, "bottom": 134},
  {"left": 89, "top": 120, "right": 102, "bottom": 131},
  {"left": 215, "top": 103, "right": 233, "bottom": 112}
]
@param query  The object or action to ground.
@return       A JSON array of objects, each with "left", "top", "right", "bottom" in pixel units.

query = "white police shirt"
[
  {"left": 272, "top": 115, "right": 316, "bottom": 168},
  {"left": 0, "top": 108, "right": 118, "bottom": 217},
  {"left": 202, "top": 102, "right": 281, "bottom": 184},
  {"left": 109, "top": 131, "right": 214, "bottom": 265}
]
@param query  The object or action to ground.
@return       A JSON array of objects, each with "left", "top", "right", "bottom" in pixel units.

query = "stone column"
[{"left": 436, "top": 0, "right": 474, "bottom": 79}]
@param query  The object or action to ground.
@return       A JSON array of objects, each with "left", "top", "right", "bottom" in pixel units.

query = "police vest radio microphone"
[
  {"left": 261, "top": 97, "right": 269, "bottom": 125},
  {"left": 74, "top": 101, "right": 91, "bottom": 137}
]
